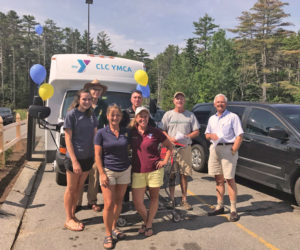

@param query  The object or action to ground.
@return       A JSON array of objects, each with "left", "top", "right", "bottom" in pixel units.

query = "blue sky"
[{"left": 1, "top": 0, "right": 300, "bottom": 57}]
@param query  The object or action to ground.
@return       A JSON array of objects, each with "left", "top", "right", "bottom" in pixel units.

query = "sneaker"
[{"left": 181, "top": 200, "right": 193, "bottom": 210}]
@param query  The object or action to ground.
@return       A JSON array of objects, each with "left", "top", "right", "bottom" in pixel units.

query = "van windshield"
[
  {"left": 274, "top": 105, "right": 300, "bottom": 132},
  {"left": 61, "top": 90, "right": 131, "bottom": 118}
]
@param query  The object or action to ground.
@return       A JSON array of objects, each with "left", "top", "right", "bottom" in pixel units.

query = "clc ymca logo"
[{"left": 77, "top": 59, "right": 90, "bottom": 73}]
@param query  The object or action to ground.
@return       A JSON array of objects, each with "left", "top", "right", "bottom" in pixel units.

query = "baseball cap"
[
  {"left": 174, "top": 92, "right": 185, "bottom": 98},
  {"left": 135, "top": 106, "right": 150, "bottom": 116}
]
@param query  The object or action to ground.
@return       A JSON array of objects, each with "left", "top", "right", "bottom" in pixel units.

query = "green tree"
[
  {"left": 196, "top": 30, "right": 238, "bottom": 102},
  {"left": 184, "top": 38, "right": 198, "bottom": 68},
  {"left": 43, "top": 19, "right": 65, "bottom": 72},
  {"left": 148, "top": 45, "right": 178, "bottom": 108},
  {"left": 193, "top": 13, "right": 219, "bottom": 57},
  {"left": 63, "top": 28, "right": 82, "bottom": 53},
  {"left": 123, "top": 49, "right": 138, "bottom": 60},
  {"left": 231, "top": 0, "right": 292, "bottom": 101},
  {"left": 95, "top": 31, "right": 117, "bottom": 56}
]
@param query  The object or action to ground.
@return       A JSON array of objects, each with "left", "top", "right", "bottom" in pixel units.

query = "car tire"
[
  {"left": 294, "top": 177, "right": 300, "bottom": 206},
  {"left": 191, "top": 144, "right": 206, "bottom": 172},
  {"left": 56, "top": 172, "right": 67, "bottom": 186}
]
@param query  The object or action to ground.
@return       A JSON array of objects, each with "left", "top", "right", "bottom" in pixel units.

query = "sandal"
[
  {"left": 138, "top": 224, "right": 146, "bottom": 234},
  {"left": 103, "top": 235, "right": 114, "bottom": 249},
  {"left": 145, "top": 227, "right": 153, "bottom": 237},
  {"left": 112, "top": 228, "right": 126, "bottom": 240},
  {"left": 73, "top": 217, "right": 85, "bottom": 229},
  {"left": 88, "top": 204, "right": 102, "bottom": 212},
  {"left": 64, "top": 220, "right": 84, "bottom": 232}
]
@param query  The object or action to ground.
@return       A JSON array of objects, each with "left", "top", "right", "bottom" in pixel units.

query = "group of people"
[{"left": 62, "top": 79, "right": 244, "bottom": 249}]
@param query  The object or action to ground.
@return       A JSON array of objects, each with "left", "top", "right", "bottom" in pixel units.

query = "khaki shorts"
[
  {"left": 171, "top": 145, "right": 193, "bottom": 176},
  {"left": 101, "top": 166, "right": 131, "bottom": 185},
  {"left": 132, "top": 168, "right": 164, "bottom": 189},
  {"left": 208, "top": 144, "right": 238, "bottom": 179}
]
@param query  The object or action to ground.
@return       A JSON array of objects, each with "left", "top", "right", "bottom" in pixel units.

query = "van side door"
[{"left": 237, "top": 107, "right": 292, "bottom": 192}]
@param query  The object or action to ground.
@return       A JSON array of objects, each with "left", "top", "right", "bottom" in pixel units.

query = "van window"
[
  {"left": 61, "top": 90, "right": 131, "bottom": 118},
  {"left": 227, "top": 106, "right": 245, "bottom": 121},
  {"left": 274, "top": 106, "right": 300, "bottom": 132},
  {"left": 246, "top": 108, "right": 285, "bottom": 136},
  {"left": 192, "top": 104, "right": 213, "bottom": 124}
]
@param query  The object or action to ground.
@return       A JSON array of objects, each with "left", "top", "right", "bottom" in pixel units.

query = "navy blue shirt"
[
  {"left": 64, "top": 108, "right": 97, "bottom": 159},
  {"left": 94, "top": 127, "right": 130, "bottom": 172}
]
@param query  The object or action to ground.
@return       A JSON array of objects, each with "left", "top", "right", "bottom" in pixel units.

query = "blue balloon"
[
  {"left": 136, "top": 84, "right": 150, "bottom": 98},
  {"left": 35, "top": 24, "right": 43, "bottom": 35},
  {"left": 30, "top": 64, "right": 46, "bottom": 85}
]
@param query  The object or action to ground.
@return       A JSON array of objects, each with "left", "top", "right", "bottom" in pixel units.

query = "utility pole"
[{"left": 86, "top": 0, "right": 93, "bottom": 54}]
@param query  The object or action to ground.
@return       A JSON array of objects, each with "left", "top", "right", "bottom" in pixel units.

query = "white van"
[{"left": 45, "top": 54, "right": 145, "bottom": 184}]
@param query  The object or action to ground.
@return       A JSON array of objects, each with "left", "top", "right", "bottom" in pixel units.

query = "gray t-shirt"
[
  {"left": 64, "top": 108, "right": 98, "bottom": 159},
  {"left": 161, "top": 109, "right": 200, "bottom": 145}
]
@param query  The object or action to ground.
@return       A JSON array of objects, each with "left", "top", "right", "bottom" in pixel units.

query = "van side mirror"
[
  {"left": 28, "top": 105, "right": 51, "bottom": 119},
  {"left": 268, "top": 127, "right": 288, "bottom": 141},
  {"left": 33, "top": 96, "right": 43, "bottom": 106}
]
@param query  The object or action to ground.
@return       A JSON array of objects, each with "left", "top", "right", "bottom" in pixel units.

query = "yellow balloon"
[
  {"left": 134, "top": 70, "right": 148, "bottom": 86},
  {"left": 39, "top": 83, "right": 54, "bottom": 101}
]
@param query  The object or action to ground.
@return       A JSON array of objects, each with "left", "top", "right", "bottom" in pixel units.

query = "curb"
[
  {"left": 0, "top": 129, "right": 45, "bottom": 250},
  {"left": 0, "top": 159, "right": 44, "bottom": 250}
]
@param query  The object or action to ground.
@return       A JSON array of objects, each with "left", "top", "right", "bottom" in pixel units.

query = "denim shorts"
[{"left": 64, "top": 157, "right": 94, "bottom": 173}]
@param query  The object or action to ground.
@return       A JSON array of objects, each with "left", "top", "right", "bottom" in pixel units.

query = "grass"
[
  {"left": 14, "top": 109, "right": 27, "bottom": 120},
  {"left": 5, "top": 148, "right": 13, "bottom": 161}
]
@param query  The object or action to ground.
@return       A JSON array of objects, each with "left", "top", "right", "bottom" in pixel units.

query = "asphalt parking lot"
[{"left": 3, "top": 161, "right": 300, "bottom": 250}]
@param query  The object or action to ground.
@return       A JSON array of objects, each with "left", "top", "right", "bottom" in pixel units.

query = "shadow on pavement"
[
  {"left": 24, "top": 163, "right": 46, "bottom": 210},
  {"left": 239, "top": 200, "right": 294, "bottom": 218}
]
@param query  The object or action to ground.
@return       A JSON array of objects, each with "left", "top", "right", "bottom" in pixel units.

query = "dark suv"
[
  {"left": 0, "top": 107, "right": 14, "bottom": 125},
  {"left": 191, "top": 102, "right": 300, "bottom": 206}
]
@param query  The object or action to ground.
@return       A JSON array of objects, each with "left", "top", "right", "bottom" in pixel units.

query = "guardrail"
[{"left": 0, "top": 113, "right": 27, "bottom": 167}]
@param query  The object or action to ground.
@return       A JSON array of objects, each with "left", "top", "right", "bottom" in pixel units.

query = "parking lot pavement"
[{"left": 8, "top": 162, "right": 300, "bottom": 250}]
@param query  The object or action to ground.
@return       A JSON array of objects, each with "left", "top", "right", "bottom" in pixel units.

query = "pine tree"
[
  {"left": 95, "top": 31, "right": 117, "bottom": 56},
  {"left": 231, "top": 0, "right": 292, "bottom": 101},
  {"left": 193, "top": 13, "right": 219, "bottom": 57}
]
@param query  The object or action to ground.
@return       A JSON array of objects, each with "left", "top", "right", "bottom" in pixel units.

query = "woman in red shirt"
[{"left": 129, "top": 106, "right": 172, "bottom": 237}]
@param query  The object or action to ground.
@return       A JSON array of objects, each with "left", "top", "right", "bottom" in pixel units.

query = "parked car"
[
  {"left": 191, "top": 102, "right": 300, "bottom": 206},
  {"left": 0, "top": 107, "right": 14, "bottom": 125}
]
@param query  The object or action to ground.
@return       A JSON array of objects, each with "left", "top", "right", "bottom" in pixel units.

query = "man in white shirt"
[{"left": 205, "top": 93, "right": 243, "bottom": 222}]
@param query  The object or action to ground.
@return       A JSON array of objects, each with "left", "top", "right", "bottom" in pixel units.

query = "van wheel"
[
  {"left": 294, "top": 177, "right": 300, "bottom": 206},
  {"left": 56, "top": 172, "right": 67, "bottom": 186},
  {"left": 191, "top": 144, "right": 206, "bottom": 172}
]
